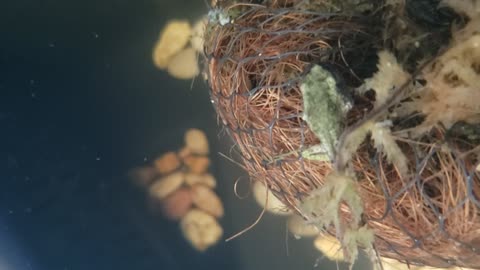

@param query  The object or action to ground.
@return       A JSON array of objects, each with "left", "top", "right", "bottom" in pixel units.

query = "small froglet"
[{"left": 300, "top": 64, "right": 352, "bottom": 161}]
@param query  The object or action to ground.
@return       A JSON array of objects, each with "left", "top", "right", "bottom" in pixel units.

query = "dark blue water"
[{"left": 0, "top": 1, "right": 351, "bottom": 270}]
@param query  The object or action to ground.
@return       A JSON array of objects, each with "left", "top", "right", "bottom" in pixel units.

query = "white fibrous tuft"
[
  {"left": 371, "top": 121, "right": 409, "bottom": 177},
  {"left": 363, "top": 51, "right": 410, "bottom": 108},
  {"left": 415, "top": 18, "right": 480, "bottom": 132},
  {"left": 341, "top": 121, "right": 373, "bottom": 166}
]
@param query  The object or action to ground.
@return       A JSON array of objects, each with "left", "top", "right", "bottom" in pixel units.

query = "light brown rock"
[
  {"left": 161, "top": 188, "right": 193, "bottom": 221},
  {"left": 153, "top": 152, "right": 180, "bottom": 175},
  {"left": 152, "top": 20, "right": 191, "bottom": 69},
  {"left": 180, "top": 209, "right": 223, "bottom": 251},
  {"left": 191, "top": 184, "right": 224, "bottom": 218},
  {"left": 185, "top": 173, "right": 216, "bottom": 188},
  {"left": 287, "top": 214, "right": 319, "bottom": 238},
  {"left": 252, "top": 181, "right": 291, "bottom": 216},
  {"left": 184, "top": 156, "right": 210, "bottom": 174},
  {"left": 178, "top": 146, "right": 191, "bottom": 161},
  {"left": 167, "top": 47, "right": 200, "bottom": 80},
  {"left": 184, "top": 129, "right": 209, "bottom": 155},
  {"left": 313, "top": 234, "right": 345, "bottom": 262},
  {"left": 191, "top": 17, "right": 206, "bottom": 54},
  {"left": 149, "top": 172, "right": 184, "bottom": 200}
]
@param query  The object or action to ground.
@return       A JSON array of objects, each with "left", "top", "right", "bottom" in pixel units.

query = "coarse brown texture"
[{"left": 204, "top": 0, "right": 480, "bottom": 268}]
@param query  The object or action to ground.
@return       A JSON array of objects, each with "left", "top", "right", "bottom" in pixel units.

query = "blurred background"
[{"left": 0, "top": 0, "right": 354, "bottom": 269}]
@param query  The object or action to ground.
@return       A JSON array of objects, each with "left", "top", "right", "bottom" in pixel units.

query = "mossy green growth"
[
  {"left": 300, "top": 64, "right": 352, "bottom": 161},
  {"left": 300, "top": 173, "right": 363, "bottom": 236},
  {"left": 343, "top": 225, "right": 375, "bottom": 267},
  {"left": 299, "top": 172, "right": 374, "bottom": 269}
]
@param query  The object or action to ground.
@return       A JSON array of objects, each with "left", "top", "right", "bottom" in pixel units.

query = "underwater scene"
[{"left": 1, "top": 0, "right": 480, "bottom": 270}]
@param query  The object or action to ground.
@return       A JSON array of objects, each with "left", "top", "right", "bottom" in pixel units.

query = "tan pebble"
[
  {"left": 184, "top": 156, "right": 210, "bottom": 174},
  {"left": 161, "top": 188, "right": 193, "bottom": 221},
  {"left": 191, "top": 184, "right": 224, "bottom": 218},
  {"left": 287, "top": 214, "right": 319, "bottom": 238},
  {"left": 180, "top": 209, "right": 223, "bottom": 251},
  {"left": 152, "top": 20, "right": 191, "bottom": 69},
  {"left": 153, "top": 152, "right": 180, "bottom": 175},
  {"left": 167, "top": 47, "right": 200, "bottom": 80},
  {"left": 185, "top": 173, "right": 216, "bottom": 188},
  {"left": 149, "top": 171, "right": 184, "bottom": 200},
  {"left": 252, "top": 181, "right": 291, "bottom": 216},
  {"left": 128, "top": 166, "right": 158, "bottom": 187},
  {"left": 191, "top": 17, "right": 206, "bottom": 54},
  {"left": 178, "top": 146, "right": 192, "bottom": 161},
  {"left": 314, "top": 234, "right": 345, "bottom": 262},
  {"left": 185, "top": 129, "right": 209, "bottom": 155}
]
